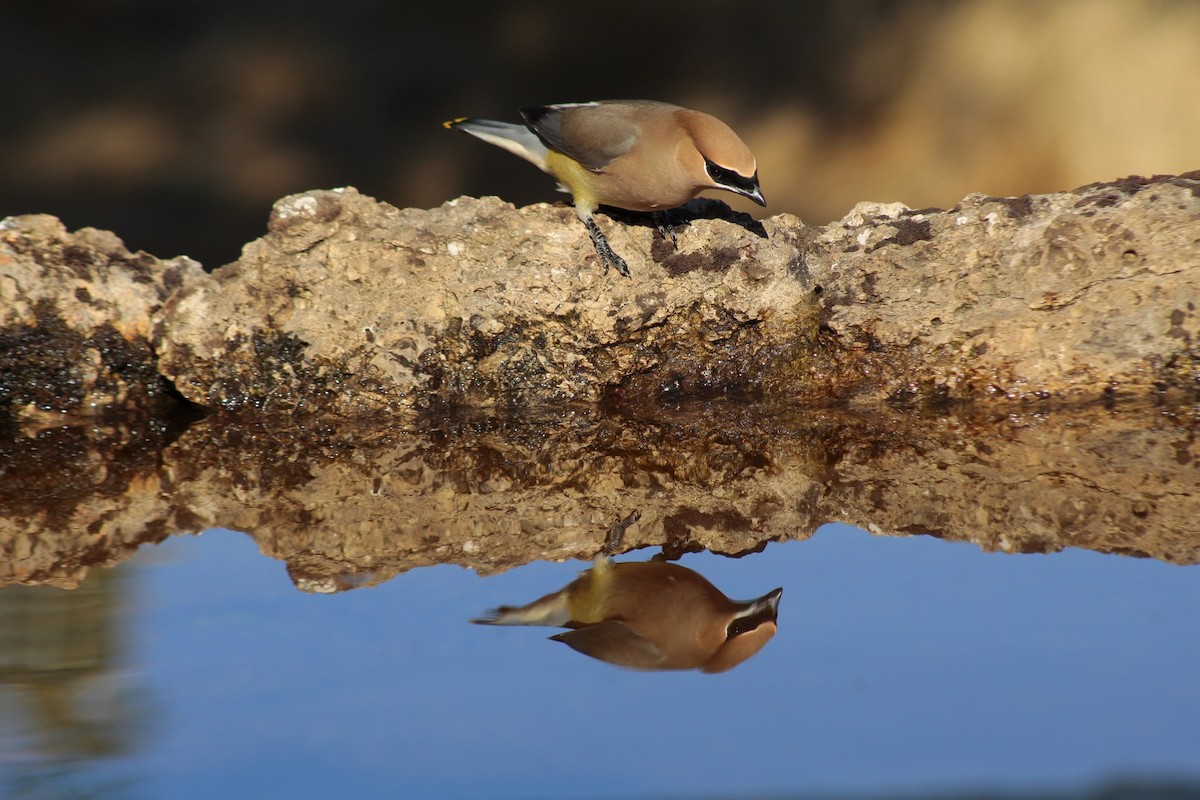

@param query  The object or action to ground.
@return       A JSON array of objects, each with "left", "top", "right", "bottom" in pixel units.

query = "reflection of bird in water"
[{"left": 471, "top": 551, "right": 782, "bottom": 673}]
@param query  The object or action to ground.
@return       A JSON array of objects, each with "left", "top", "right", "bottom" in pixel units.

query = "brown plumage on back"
[{"left": 445, "top": 100, "right": 764, "bottom": 277}]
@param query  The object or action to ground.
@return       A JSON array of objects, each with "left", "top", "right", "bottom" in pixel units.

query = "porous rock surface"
[
  {"left": 1, "top": 215, "right": 202, "bottom": 415},
  {"left": 151, "top": 176, "right": 1199, "bottom": 416},
  {"left": 3, "top": 176, "right": 1199, "bottom": 589},
  {"left": 155, "top": 190, "right": 810, "bottom": 415},
  {"left": 3, "top": 175, "right": 1199, "bottom": 418}
]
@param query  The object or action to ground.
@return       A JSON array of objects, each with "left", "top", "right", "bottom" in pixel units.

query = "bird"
[
  {"left": 471, "top": 553, "right": 782, "bottom": 673},
  {"left": 444, "top": 100, "right": 766, "bottom": 277}
]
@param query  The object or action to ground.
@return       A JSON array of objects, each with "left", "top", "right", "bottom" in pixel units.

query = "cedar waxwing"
[
  {"left": 471, "top": 554, "right": 782, "bottom": 673},
  {"left": 444, "top": 100, "right": 766, "bottom": 277}
]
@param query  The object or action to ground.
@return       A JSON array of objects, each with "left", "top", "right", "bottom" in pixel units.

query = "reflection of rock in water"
[
  {"left": 0, "top": 566, "right": 147, "bottom": 791},
  {"left": 2, "top": 399, "right": 1198, "bottom": 591},
  {"left": 0, "top": 410, "right": 187, "bottom": 589},
  {"left": 473, "top": 553, "right": 781, "bottom": 673}
]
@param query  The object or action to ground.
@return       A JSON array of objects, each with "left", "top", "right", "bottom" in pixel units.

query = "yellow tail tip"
[{"left": 443, "top": 117, "right": 469, "bottom": 129}]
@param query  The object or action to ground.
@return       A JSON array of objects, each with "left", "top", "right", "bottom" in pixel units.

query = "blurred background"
[{"left": 2, "top": 0, "right": 1198, "bottom": 269}]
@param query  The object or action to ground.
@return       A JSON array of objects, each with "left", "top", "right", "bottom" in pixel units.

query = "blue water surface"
[{"left": 8, "top": 523, "right": 1200, "bottom": 799}]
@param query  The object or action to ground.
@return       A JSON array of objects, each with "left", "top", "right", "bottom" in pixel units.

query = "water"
[{"left": 3, "top": 523, "right": 1197, "bottom": 799}]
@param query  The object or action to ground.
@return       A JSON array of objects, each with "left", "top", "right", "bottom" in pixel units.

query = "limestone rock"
[
  {"left": 6, "top": 173, "right": 1200, "bottom": 419},
  {"left": 812, "top": 176, "right": 1200, "bottom": 401},
  {"left": 155, "top": 189, "right": 807, "bottom": 415},
  {"left": 0, "top": 215, "right": 203, "bottom": 415},
  {"left": 154, "top": 177, "right": 1200, "bottom": 416},
  {"left": 4, "top": 178, "right": 1197, "bottom": 591}
]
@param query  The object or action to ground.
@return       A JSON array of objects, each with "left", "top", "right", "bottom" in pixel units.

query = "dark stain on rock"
[
  {"left": 1073, "top": 192, "right": 1122, "bottom": 210},
  {"left": 467, "top": 318, "right": 527, "bottom": 362},
  {"left": 162, "top": 264, "right": 186, "bottom": 293},
  {"left": 1172, "top": 432, "right": 1195, "bottom": 465},
  {"left": 988, "top": 195, "right": 1036, "bottom": 219},
  {"left": 1166, "top": 308, "right": 1193, "bottom": 350},
  {"left": 634, "top": 292, "right": 668, "bottom": 327},
  {"left": 1072, "top": 173, "right": 1191, "bottom": 198},
  {"left": 411, "top": 316, "right": 558, "bottom": 411},
  {"left": 663, "top": 507, "right": 754, "bottom": 542},
  {"left": 181, "top": 328, "right": 354, "bottom": 414},
  {"left": 0, "top": 415, "right": 187, "bottom": 533},
  {"left": 90, "top": 323, "right": 163, "bottom": 393},
  {"left": 0, "top": 304, "right": 87, "bottom": 410},
  {"left": 1102, "top": 546, "right": 1154, "bottom": 559},
  {"left": 0, "top": 300, "right": 171, "bottom": 414},
  {"left": 867, "top": 217, "right": 933, "bottom": 252},
  {"left": 898, "top": 524, "right": 944, "bottom": 537},
  {"left": 649, "top": 236, "right": 677, "bottom": 263},
  {"left": 661, "top": 246, "right": 741, "bottom": 276},
  {"left": 61, "top": 245, "right": 95, "bottom": 278},
  {"left": 114, "top": 252, "right": 158, "bottom": 284},
  {"left": 789, "top": 252, "right": 813, "bottom": 285},
  {"left": 1169, "top": 174, "right": 1200, "bottom": 198},
  {"left": 859, "top": 269, "right": 878, "bottom": 298},
  {"left": 253, "top": 329, "right": 308, "bottom": 365},
  {"left": 1005, "top": 535, "right": 1060, "bottom": 555}
]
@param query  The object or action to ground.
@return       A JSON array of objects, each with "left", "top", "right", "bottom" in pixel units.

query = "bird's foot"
[
  {"left": 602, "top": 510, "right": 641, "bottom": 556},
  {"left": 584, "top": 217, "right": 631, "bottom": 278},
  {"left": 653, "top": 211, "right": 679, "bottom": 248}
]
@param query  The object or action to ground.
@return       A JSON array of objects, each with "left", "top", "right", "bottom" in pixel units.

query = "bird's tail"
[
  {"left": 470, "top": 588, "right": 572, "bottom": 627},
  {"left": 444, "top": 117, "right": 549, "bottom": 171}
]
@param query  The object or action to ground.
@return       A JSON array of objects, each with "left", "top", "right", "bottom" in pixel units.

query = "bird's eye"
[
  {"left": 704, "top": 159, "right": 758, "bottom": 194},
  {"left": 727, "top": 604, "right": 777, "bottom": 638},
  {"left": 705, "top": 159, "right": 734, "bottom": 184}
]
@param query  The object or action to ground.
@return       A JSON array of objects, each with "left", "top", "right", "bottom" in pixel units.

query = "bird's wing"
[
  {"left": 550, "top": 621, "right": 666, "bottom": 670},
  {"left": 520, "top": 103, "right": 639, "bottom": 171}
]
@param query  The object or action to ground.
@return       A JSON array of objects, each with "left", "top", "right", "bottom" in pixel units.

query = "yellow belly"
[{"left": 544, "top": 150, "right": 599, "bottom": 211}]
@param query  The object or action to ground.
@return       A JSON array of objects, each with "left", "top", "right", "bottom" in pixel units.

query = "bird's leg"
[
  {"left": 582, "top": 216, "right": 631, "bottom": 278},
  {"left": 601, "top": 510, "right": 641, "bottom": 557},
  {"left": 653, "top": 210, "right": 679, "bottom": 248}
]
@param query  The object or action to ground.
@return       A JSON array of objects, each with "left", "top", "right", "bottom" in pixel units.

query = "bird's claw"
[
  {"left": 584, "top": 217, "right": 631, "bottom": 278},
  {"left": 603, "top": 510, "right": 641, "bottom": 555},
  {"left": 653, "top": 211, "right": 679, "bottom": 248}
]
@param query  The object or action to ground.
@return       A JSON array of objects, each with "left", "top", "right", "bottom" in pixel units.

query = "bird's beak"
[
  {"left": 747, "top": 186, "right": 766, "bottom": 207},
  {"left": 738, "top": 178, "right": 766, "bottom": 207},
  {"left": 756, "top": 586, "right": 783, "bottom": 614}
]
